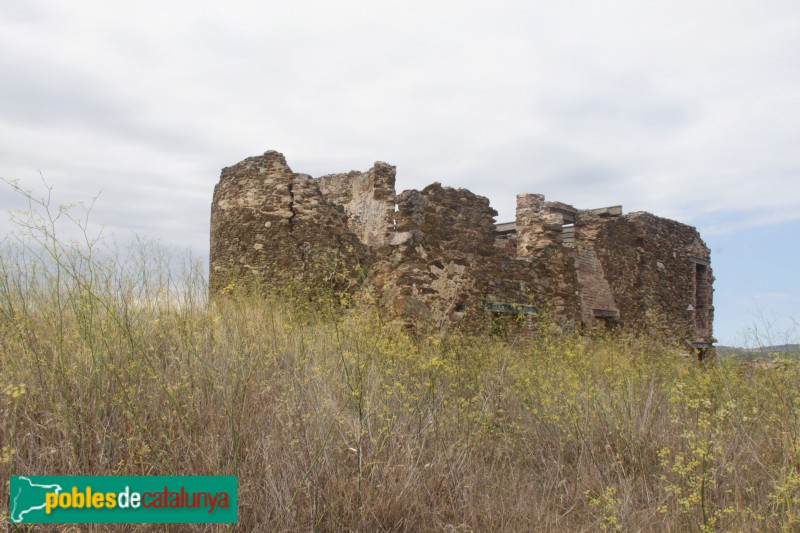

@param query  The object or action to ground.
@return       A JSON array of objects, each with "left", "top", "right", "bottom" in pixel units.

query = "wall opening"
[
  {"left": 560, "top": 223, "right": 575, "bottom": 246},
  {"left": 694, "top": 263, "right": 709, "bottom": 329},
  {"left": 592, "top": 309, "right": 619, "bottom": 331}
]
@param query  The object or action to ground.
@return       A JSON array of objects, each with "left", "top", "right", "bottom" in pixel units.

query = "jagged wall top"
[{"left": 210, "top": 151, "right": 714, "bottom": 347}]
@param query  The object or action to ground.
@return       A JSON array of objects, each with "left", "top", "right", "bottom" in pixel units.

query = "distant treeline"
[{"left": 717, "top": 344, "right": 800, "bottom": 359}]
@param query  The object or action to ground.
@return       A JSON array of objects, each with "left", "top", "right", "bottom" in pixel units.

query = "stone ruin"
[{"left": 210, "top": 151, "right": 715, "bottom": 353}]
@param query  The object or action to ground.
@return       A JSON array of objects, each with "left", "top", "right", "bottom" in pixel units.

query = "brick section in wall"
[{"left": 574, "top": 246, "right": 619, "bottom": 327}]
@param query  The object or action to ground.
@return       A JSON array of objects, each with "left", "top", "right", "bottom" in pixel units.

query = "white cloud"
[{"left": 1, "top": 0, "right": 799, "bottom": 243}]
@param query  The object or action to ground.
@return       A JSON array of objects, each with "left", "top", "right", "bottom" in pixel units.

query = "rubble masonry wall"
[{"left": 210, "top": 151, "right": 714, "bottom": 344}]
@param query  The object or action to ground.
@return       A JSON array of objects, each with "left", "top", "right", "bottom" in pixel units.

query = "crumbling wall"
[
  {"left": 318, "top": 162, "right": 397, "bottom": 248},
  {"left": 209, "top": 151, "right": 367, "bottom": 294},
  {"left": 581, "top": 212, "right": 714, "bottom": 343},
  {"left": 210, "top": 151, "right": 713, "bottom": 346},
  {"left": 369, "top": 184, "right": 590, "bottom": 327},
  {"left": 371, "top": 183, "right": 509, "bottom": 323},
  {"left": 514, "top": 194, "right": 582, "bottom": 319}
]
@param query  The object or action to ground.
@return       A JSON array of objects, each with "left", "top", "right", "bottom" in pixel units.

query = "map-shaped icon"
[{"left": 9, "top": 476, "right": 63, "bottom": 523}]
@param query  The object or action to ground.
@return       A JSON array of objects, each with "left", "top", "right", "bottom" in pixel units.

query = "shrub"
[{"left": 1, "top": 182, "right": 797, "bottom": 531}]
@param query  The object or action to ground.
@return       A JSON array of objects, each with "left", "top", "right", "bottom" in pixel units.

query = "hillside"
[
  {"left": 717, "top": 344, "right": 800, "bottom": 358},
  {"left": 1, "top": 200, "right": 799, "bottom": 530}
]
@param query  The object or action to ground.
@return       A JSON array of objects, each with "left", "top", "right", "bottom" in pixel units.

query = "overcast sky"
[{"left": 1, "top": 0, "right": 798, "bottom": 345}]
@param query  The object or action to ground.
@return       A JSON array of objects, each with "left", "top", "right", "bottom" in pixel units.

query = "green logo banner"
[{"left": 9, "top": 476, "right": 237, "bottom": 524}]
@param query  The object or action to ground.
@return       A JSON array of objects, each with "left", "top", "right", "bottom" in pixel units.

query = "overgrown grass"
[{"left": 1, "top": 187, "right": 799, "bottom": 531}]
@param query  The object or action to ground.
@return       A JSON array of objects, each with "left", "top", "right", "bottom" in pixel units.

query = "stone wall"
[
  {"left": 513, "top": 194, "right": 582, "bottom": 319},
  {"left": 580, "top": 211, "right": 715, "bottom": 343},
  {"left": 317, "top": 162, "right": 397, "bottom": 248},
  {"left": 370, "top": 183, "right": 498, "bottom": 322},
  {"left": 210, "top": 151, "right": 714, "bottom": 347},
  {"left": 209, "top": 151, "right": 367, "bottom": 294}
]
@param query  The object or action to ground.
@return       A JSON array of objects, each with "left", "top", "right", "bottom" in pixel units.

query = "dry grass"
[{"left": 1, "top": 187, "right": 799, "bottom": 531}]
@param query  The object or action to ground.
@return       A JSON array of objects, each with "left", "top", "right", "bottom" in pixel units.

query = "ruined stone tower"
[{"left": 210, "top": 151, "right": 714, "bottom": 351}]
